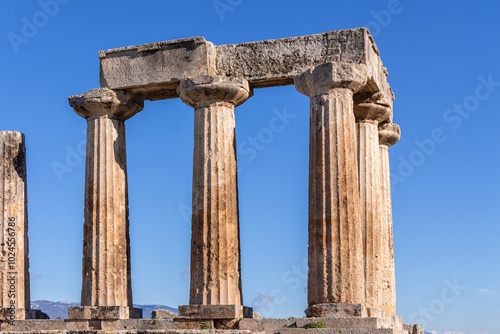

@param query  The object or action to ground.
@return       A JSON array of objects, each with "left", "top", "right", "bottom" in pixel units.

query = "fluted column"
[
  {"left": 178, "top": 75, "right": 250, "bottom": 307},
  {"left": 378, "top": 122, "right": 400, "bottom": 315},
  {"left": 0, "top": 131, "right": 30, "bottom": 321},
  {"left": 295, "top": 62, "right": 368, "bottom": 313},
  {"left": 354, "top": 92, "right": 391, "bottom": 311},
  {"left": 68, "top": 88, "right": 143, "bottom": 320}
]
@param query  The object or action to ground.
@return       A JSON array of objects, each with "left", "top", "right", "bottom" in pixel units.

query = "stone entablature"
[{"left": 98, "top": 28, "right": 393, "bottom": 111}]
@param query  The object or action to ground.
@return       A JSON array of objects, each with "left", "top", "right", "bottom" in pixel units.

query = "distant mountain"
[
  {"left": 30, "top": 300, "right": 79, "bottom": 319},
  {"left": 30, "top": 300, "right": 178, "bottom": 319}
]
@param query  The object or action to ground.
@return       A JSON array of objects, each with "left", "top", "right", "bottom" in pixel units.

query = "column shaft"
[
  {"left": 378, "top": 122, "right": 400, "bottom": 315},
  {"left": 0, "top": 131, "right": 30, "bottom": 320},
  {"left": 82, "top": 115, "right": 132, "bottom": 307},
  {"left": 308, "top": 88, "right": 364, "bottom": 305},
  {"left": 380, "top": 145, "right": 396, "bottom": 314},
  {"left": 190, "top": 101, "right": 241, "bottom": 305},
  {"left": 357, "top": 121, "right": 383, "bottom": 310},
  {"left": 179, "top": 75, "right": 250, "bottom": 308},
  {"left": 354, "top": 93, "right": 391, "bottom": 312},
  {"left": 68, "top": 88, "right": 143, "bottom": 319}
]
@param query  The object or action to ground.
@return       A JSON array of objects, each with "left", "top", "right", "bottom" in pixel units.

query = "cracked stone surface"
[
  {"left": 68, "top": 88, "right": 144, "bottom": 316},
  {"left": 0, "top": 131, "right": 30, "bottom": 320},
  {"left": 178, "top": 75, "right": 250, "bottom": 306},
  {"left": 295, "top": 63, "right": 366, "bottom": 307},
  {"left": 378, "top": 123, "right": 401, "bottom": 315}
]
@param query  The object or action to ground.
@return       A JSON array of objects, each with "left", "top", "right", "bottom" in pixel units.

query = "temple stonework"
[
  {"left": 0, "top": 132, "right": 30, "bottom": 321},
  {"left": 0, "top": 29, "right": 424, "bottom": 334}
]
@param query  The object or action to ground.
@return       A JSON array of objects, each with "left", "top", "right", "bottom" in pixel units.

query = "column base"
[
  {"left": 0, "top": 308, "right": 28, "bottom": 321},
  {"left": 0, "top": 308, "right": 48, "bottom": 321},
  {"left": 305, "top": 303, "right": 402, "bottom": 329},
  {"left": 305, "top": 303, "right": 366, "bottom": 318},
  {"left": 68, "top": 306, "right": 142, "bottom": 320},
  {"left": 178, "top": 305, "right": 253, "bottom": 319}
]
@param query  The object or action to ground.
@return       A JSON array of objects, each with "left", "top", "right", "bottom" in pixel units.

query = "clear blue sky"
[{"left": 1, "top": 1, "right": 499, "bottom": 333}]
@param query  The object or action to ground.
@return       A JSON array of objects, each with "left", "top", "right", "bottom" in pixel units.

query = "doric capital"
[
  {"left": 178, "top": 75, "right": 251, "bottom": 108},
  {"left": 354, "top": 91, "right": 392, "bottom": 123},
  {"left": 294, "top": 62, "right": 369, "bottom": 97},
  {"left": 378, "top": 122, "right": 401, "bottom": 147},
  {"left": 68, "top": 88, "right": 144, "bottom": 121}
]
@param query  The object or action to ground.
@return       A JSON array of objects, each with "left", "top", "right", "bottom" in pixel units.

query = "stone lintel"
[
  {"left": 67, "top": 306, "right": 142, "bottom": 320},
  {"left": 99, "top": 28, "right": 392, "bottom": 106},
  {"left": 178, "top": 305, "right": 253, "bottom": 319},
  {"left": 99, "top": 37, "right": 216, "bottom": 101}
]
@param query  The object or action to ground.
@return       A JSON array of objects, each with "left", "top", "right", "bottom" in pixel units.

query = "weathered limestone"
[
  {"left": 68, "top": 88, "right": 143, "bottom": 319},
  {"left": 404, "top": 323, "right": 425, "bottom": 334},
  {"left": 99, "top": 37, "right": 217, "bottom": 101},
  {"left": 177, "top": 75, "right": 250, "bottom": 308},
  {"left": 295, "top": 62, "right": 368, "bottom": 311},
  {"left": 0, "top": 131, "right": 30, "bottom": 321},
  {"left": 0, "top": 315, "right": 412, "bottom": 333},
  {"left": 43, "top": 29, "right": 421, "bottom": 332},
  {"left": 354, "top": 92, "right": 391, "bottom": 311},
  {"left": 99, "top": 29, "right": 392, "bottom": 106},
  {"left": 178, "top": 305, "right": 252, "bottom": 320},
  {"left": 378, "top": 123, "right": 401, "bottom": 315},
  {"left": 152, "top": 309, "right": 177, "bottom": 319},
  {"left": 68, "top": 306, "right": 142, "bottom": 320}
]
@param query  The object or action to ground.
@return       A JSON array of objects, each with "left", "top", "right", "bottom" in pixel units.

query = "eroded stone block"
[
  {"left": 100, "top": 37, "right": 217, "bottom": 100},
  {"left": 178, "top": 305, "right": 249, "bottom": 319},
  {"left": 68, "top": 306, "right": 142, "bottom": 320},
  {"left": 0, "top": 131, "right": 30, "bottom": 321},
  {"left": 403, "top": 323, "right": 424, "bottom": 334},
  {"left": 305, "top": 303, "right": 368, "bottom": 318},
  {"left": 99, "top": 29, "right": 392, "bottom": 106},
  {"left": 152, "top": 309, "right": 177, "bottom": 319}
]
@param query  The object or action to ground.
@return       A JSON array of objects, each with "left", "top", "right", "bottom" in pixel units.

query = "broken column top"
[{"left": 99, "top": 28, "right": 393, "bottom": 108}]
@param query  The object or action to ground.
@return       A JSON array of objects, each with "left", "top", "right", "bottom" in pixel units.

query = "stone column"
[
  {"left": 0, "top": 131, "right": 30, "bottom": 321},
  {"left": 354, "top": 92, "right": 391, "bottom": 311},
  {"left": 68, "top": 88, "right": 143, "bottom": 320},
  {"left": 177, "top": 75, "right": 252, "bottom": 319},
  {"left": 378, "top": 122, "right": 400, "bottom": 315},
  {"left": 294, "top": 62, "right": 368, "bottom": 316}
]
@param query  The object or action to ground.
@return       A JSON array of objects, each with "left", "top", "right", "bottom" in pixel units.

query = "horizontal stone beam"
[
  {"left": 99, "top": 28, "right": 393, "bottom": 108},
  {"left": 99, "top": 37, "right": 216, "bottom": 101}
]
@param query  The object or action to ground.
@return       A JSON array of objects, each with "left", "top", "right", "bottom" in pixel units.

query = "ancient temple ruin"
[{"left": 0, "top": 28, "right": 424, "bottom": 334}]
